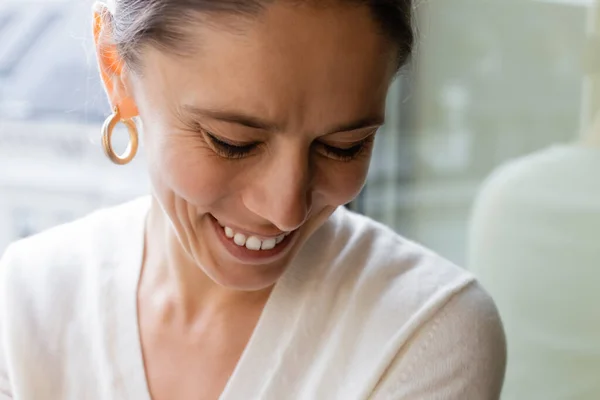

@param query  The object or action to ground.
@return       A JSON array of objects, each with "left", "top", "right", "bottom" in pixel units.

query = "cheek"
[
  {"left": 315, "top": 159, "right": 370, "bottom": 206},
  {"left": 147, "top": 136, "right": 233, "bottom": 208}
]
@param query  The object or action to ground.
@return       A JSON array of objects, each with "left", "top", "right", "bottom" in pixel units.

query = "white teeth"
[
  {"left": 261, "top": 238, "right": 276, "bottom": 250},
  {"left": 245, "top": 236, "right": 262, "bottom": 251},
  {"left": 223, "top": 225, "right": 290, "bottom": 251},
  {"left": 233, "top": 233, "right": 247, "bottom": 246}
]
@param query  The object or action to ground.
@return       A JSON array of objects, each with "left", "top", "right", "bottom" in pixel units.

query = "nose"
[{"left": 242, "top": 149, "right": 313, "bottom": 232}]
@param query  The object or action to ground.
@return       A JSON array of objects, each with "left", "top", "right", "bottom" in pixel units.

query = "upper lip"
[{"left": 214, "top": 218, "right": 292, "bottom": 240}]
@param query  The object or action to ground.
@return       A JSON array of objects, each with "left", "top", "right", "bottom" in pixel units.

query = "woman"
[{"left": 0, "top": 0, "right": 506, "bottom": 399}]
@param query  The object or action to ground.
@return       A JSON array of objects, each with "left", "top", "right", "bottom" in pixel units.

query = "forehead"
[{"left": 135, "top": 2, "right": 396, "bottom": 131}]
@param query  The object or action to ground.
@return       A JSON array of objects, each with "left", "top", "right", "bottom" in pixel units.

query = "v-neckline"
[{"left": 115, "top": 197, "right": 317, "bottom": 400}]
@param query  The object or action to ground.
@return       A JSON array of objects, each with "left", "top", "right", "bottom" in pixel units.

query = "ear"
[{"left": 92, "top": 2, "right": 138, "bottom": 119}]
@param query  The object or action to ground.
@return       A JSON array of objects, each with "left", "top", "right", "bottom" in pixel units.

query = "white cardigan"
[{"left": 0, "top": 197, "right": 505, "bottom": 399}]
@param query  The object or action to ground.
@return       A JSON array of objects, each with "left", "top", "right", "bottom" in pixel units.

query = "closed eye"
[
  {"left": 318, "top": 133, "right": 376, "bottom": 162},
  {"left": 203, "top": 129, "right": 376, "bottom": 161},
  {"left": 205, "top": 131, "right": 258, "bottom": 159}
]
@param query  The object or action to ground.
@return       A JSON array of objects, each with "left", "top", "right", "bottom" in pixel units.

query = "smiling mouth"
[{"left": 214, "top": 219, "right": 293, "bottom": 252}]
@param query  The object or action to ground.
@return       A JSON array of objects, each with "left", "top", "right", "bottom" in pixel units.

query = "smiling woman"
[{"left": 0, "top": 0, "right": 505, "bottom": 399}]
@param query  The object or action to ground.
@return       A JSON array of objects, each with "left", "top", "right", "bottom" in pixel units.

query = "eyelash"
[
  {"left": 205, "top": 131, "right": 375, "bottom": 162},
  {"left": 206, "top": 133, "right": 257, "bottom": 159},
  {"left": 319, "top": 137, "right": 374, "bottom": 161}
]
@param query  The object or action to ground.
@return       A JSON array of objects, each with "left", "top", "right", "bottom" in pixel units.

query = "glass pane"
[
  {"left": 364, "top": 0, "right": 587, "bottom": 265},
  {"left": 360, "top": 0, "right": 600, "bottom": 398},
  {"left": 0, "top": 0, "right": 150, "bottom": 251}
]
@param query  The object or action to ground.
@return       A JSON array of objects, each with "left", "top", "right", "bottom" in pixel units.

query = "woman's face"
[{"left": 122, "top": 2, "right": 397, "bottom": 290}]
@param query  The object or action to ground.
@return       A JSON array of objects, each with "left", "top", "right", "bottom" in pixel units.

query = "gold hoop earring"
[{"left": 101, "top": 105, "right": 139, "bottom": 165}]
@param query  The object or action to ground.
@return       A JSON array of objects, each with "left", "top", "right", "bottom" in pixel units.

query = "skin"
[{"left": 93, "top": 1, "right": 398, "bottom": 399}]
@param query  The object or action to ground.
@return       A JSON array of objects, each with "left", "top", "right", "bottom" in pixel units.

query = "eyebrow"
[
  {"left": 328, "top": 116, "right": 385, "bottom": 134},
  {"left": 180, "top": 105, "right": 385, "bottom": 134}
]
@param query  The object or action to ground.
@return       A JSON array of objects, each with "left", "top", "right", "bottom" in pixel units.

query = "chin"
[{"left": 200, "top": 259, "right": 287, "bottom": 292}]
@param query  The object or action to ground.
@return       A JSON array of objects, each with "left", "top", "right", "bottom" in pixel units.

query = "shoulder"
[
  {"left": 1, "top": 196, "right": 149, "bottom": 270},
  {"left": 303, "top": 208, "right": 505, "bottom": 396},
  {"left": 0, "top": 196, "right": 150, "bottom": 315},
  {"left": 372, "top": 282, "right": 506, "bottom": 399},
  {"left": 433, "top": 282, "right": 506, "bottom": 366},
  {"left": 311, "top": 206, "right": 496, "bottom": 338},
  {"left": 320, "top": 207, "right": 477, "bottom": 305},
  {"left": 416, "top": 282, "right": 506, "bottom": 397}
]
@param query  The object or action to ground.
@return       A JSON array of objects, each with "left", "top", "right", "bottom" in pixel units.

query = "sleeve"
[
  {"left": 370, "top": 283, "right": 506, "bottom": 400},
  {"left": 0, "top": 246, "right": 14, "bottom": 399}
]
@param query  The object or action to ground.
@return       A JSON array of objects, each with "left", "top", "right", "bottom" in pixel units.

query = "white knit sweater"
[{"left": 0, "top": 197, "right": 505, "bottom": 399}]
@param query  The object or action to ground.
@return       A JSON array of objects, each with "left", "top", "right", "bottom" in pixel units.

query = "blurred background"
[{"left": 1, "top": 0, "right": 599, "bottom": 398}]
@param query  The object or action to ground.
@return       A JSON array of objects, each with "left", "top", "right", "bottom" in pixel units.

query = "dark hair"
[{"left": 105, "top": 0, "right": 413, "bottom": 71}]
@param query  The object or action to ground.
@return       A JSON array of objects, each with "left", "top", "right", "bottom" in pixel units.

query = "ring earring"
[{"left": 101, "top": 105, "right": 139, "bottom": 165}]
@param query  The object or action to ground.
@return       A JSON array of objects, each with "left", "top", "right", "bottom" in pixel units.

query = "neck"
[{"left": 140, "top": 197, "right": 271, "bottom": 321}]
